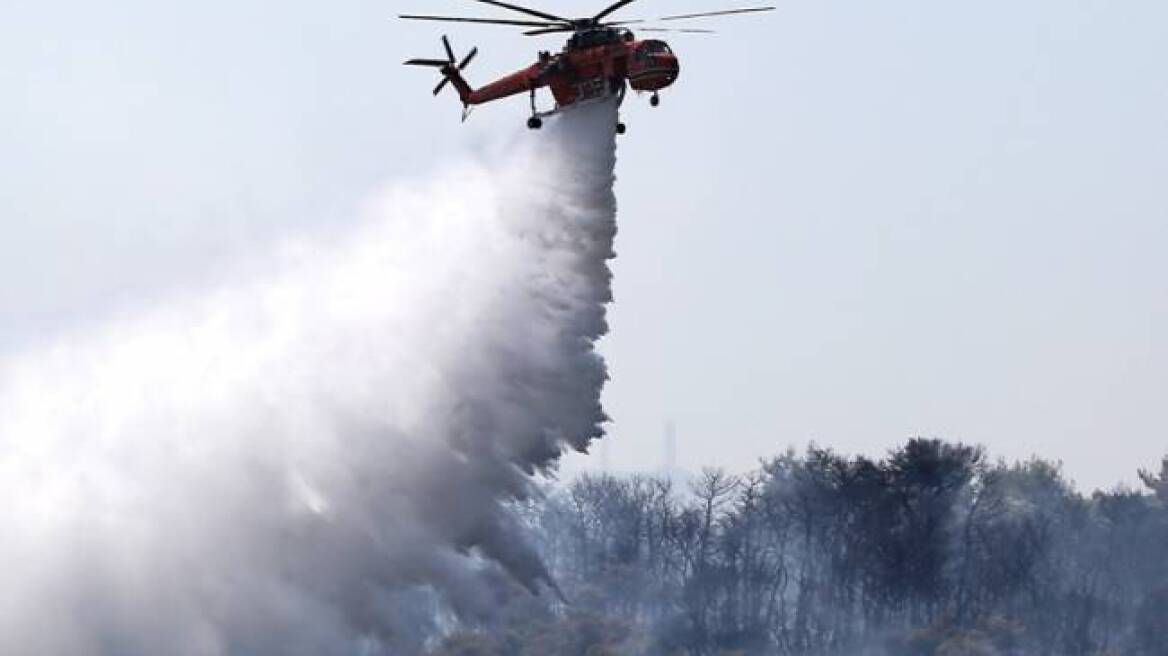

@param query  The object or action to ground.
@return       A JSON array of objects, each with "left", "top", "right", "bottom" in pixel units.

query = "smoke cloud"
[{"left": 0, "top": 100, "right": 619, "bottom": 654}]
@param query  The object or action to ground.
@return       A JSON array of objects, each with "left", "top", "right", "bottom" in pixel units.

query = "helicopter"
[{"left": 401, "top": 0, "right": 774, "bottom": 132}]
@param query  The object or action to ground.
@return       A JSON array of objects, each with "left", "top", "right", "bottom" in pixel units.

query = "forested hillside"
[{"left": 432, "top": 439, "right": 1168, "bottom": 655}]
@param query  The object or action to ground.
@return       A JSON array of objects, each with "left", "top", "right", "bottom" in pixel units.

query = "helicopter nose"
[
  {"left": 663, "top": 54, "right": 679, "bottom": 76},
  {"left": 652, "top": 52, "right": 679, "bottom": 75},
  {"left": 632, "top": 54, "right": 679, "bottom": 90}
]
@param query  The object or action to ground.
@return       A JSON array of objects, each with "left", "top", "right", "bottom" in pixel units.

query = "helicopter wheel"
[
  {"left": 616, "top": 122, "right": 626, "bottom": 135},
  {"left": 527, "top": 116, "right": 542, "bottom": 130},
  {"left": 650, "top": 93, "right": 660, "bottom": 107}
]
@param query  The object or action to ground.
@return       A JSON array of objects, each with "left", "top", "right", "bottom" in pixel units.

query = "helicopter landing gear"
[
  {"left": 527, "top": 89, "right": 543, "bottom": 129},
  {"left": 650, "top": 92, "right": 660, "bottom": 107},
  {"left": 616, "top": 122, "right": 626, "bottom": 135}
]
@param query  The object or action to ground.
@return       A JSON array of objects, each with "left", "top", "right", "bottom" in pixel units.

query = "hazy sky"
[{"left": 3, "top": 1, "right": 1166, "bottom": 491}]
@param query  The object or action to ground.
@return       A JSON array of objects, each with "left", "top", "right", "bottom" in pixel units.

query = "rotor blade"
[
  {"left": 433, "top": 77, "right": 451, "bottom": 95},
  {"left": 523, "top": 26, "right": 575, "bottom": 35},
  {"left": 404, "top": 58, "right": 452, "bottom": 67},
  {"left": 398, "top": 14, "right": 562, "bottom": 28},
  {"left": 458, "top": 47, "right": 479, "bottom": 69},
  {"left": 465, "top": 0, "right": 569, "bottom": 23},
  {"left": 637, "top": 27, "right": 717, "bottom": 33},
  {"left": 442, "top": 35, "right": 456, "bottom": 62},
  {"left": 607, "top": 18, "right": 712, "bottom": 31},
  {"left": 593, "top": 0, "right": 638, "bottom": 22},
  {"left": 658, "top": 6, "right": 774, "bottom": 21}
]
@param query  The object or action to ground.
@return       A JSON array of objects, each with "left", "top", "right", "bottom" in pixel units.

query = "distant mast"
[{"left": 662, "top": 420, "right": 678, "bottom": 479}]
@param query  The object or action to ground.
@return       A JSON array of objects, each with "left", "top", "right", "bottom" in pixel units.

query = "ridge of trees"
[{"left": 431, "top": 439, "right": 1168, "bottom": 655}]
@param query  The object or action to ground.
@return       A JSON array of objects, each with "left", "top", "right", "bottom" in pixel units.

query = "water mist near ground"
[{"left": 0, "top": 99, "right": 619, "bottom": 655}]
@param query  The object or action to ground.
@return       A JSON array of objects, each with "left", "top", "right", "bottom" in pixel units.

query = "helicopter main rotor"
[{"left": 399, "top": 0, "right": 775, "bottom": 36}]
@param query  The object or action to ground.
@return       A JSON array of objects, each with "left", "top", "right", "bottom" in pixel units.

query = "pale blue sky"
[{"left": 3, "top": 1, "right": 1166, "bottom": 490}]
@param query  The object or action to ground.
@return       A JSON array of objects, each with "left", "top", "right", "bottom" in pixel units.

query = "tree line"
[{"left": 430, "top": 439, "right": 1168, "bottom": 655}]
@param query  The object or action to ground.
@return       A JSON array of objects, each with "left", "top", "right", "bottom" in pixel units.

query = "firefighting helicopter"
[{"left": 400, "top": 0, "right": 774, "bottom": 133}]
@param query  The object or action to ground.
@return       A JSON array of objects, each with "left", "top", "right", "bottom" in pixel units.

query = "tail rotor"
[{"left": 404, "top": 35, "right": 478, "bottom": 97}]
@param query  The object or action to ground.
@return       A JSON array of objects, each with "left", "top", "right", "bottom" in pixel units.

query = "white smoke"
[{"left": 0, "top": 100, "right": 619, "bottom": 654}]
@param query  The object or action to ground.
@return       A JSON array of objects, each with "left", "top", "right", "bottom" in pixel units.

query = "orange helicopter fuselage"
[{"left": 443, "top": 31, "right": 679, "bottom": 110}]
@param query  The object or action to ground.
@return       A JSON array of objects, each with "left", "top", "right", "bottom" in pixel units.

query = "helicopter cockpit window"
[{"left": 642, "top": 40, "right": 671, "bottom": 54}]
